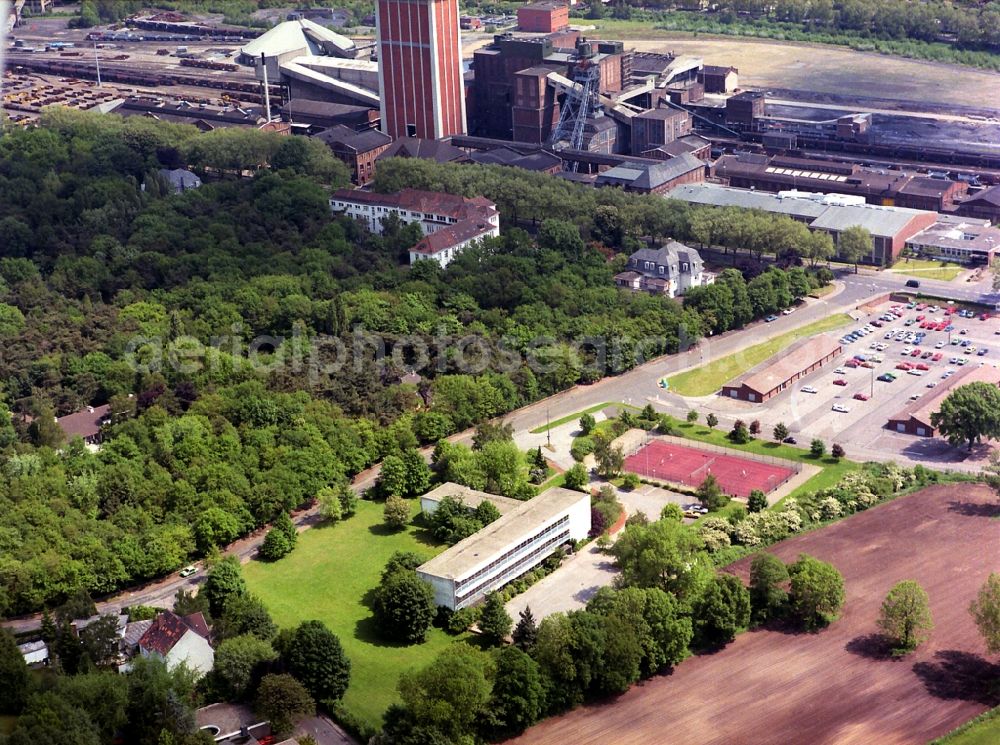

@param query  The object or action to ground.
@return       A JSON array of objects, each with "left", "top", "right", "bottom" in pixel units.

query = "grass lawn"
[
  {"left": 890, "top": 258, "right": 965, "bottom": 282},
  {"left": 243, "top": 500, "right": 461, "bottom": 733},
  {"left": 674, "top": 422, "right": 860, "bottom": 501},
  {"left": 530, "top": 402, "right": 639, "bottom": 434},
  {"left": 931, "top": 707, "right": 1000, "bottom": 745},
  {"left": 665, "top": 314, "right": 853, "bottom": 396}
]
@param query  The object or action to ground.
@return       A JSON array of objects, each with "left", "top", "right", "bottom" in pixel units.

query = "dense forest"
[{"left": 0, "top": 110, "right": 824, "bottom": 616}]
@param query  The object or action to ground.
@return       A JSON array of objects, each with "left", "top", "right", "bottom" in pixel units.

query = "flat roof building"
[
  {"left": 904, "top": 215, "right": 1000, "bottom": 266},
  {"left": 417, "top": 486, "right": 590, "bottom": 610},
  {"left": 518, "top": 1, "right": 569, "bottom": 33},
  {"left": 887, "top": 366, "right": 1000, "bottom": 437},
  {"left": 721, "top": 335, "right": 843, "bottom": 402}
]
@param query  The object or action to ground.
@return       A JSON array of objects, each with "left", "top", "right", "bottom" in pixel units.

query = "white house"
[
  {"left": 138, "top": 611, "right": 214, "bottom": 677},
  {"left": 330, "top": 188, "right": 500, "bottom": 267},
  {"left": 18, "top": 640, "right": 49, "bottom": 667},
  {"left": 614, "top": 242, "right": 712, "bottom": 298},
  {"left": 416, "top": 487, "right": 591, "bottom": 610}
]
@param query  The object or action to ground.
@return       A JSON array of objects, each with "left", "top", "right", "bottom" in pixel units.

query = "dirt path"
[{"left": 510, "top": 483, "right": 1000, "bottom": 745}]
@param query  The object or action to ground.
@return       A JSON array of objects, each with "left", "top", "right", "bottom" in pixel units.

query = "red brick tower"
[{"left": 376, "top": 0, "right": 467, "bottom": 139}]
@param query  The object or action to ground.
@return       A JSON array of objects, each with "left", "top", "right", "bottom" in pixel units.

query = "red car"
[
  {"left": 936, "top": 322, "right": 948, "bottom": 331},
  {"left": 853, "top": 392, "right": 870, "bottom": 401},
  {"left": 896, "top": 362, "right": 913, "bottom": 370},
  {"left": 845, "top": 359, "right": 860, "bottom": 368},
  {"left": 860, "top": 361, "right": 875, "bottom": 368},
  {"left": 915, "top": 363, "right": 930, "bottom": 371},
  {"left": 916, "top": 303, "right": 928, "bottom": 311},
  {"left": 981, "top": 313, "right": 991, "bottom": 321},
  {"left": 910, "top": 348, "right": 922, "bottom": 357},
  {"left": 833, "top": 379, "right": 848, "bottom": 386},
  {"left": 871, "top": 320, "right": 883, "bottom": 327},
  {"left": 916, "top": 314, "right": 925, "bottom": 321},
  {"left": 932, "top": 352, "right": 943, "bottom": 361}
]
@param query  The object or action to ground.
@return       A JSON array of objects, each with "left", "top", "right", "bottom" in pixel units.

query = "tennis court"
[{"left": 623, "top": 440, "right": 796, "bottom": 498}]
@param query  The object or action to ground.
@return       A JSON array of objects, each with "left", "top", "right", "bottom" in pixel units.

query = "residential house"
[
  {"left": 157, "top": 168, "right": 202, "bottom": 194},
  {"left": 614, "top": 242, "right": 712, "bottom": 298},
  {"left": 18, "top": 640, "right": 49, "bottom": 668},
  {"left": 56, "top": 404, "right": 111, "bottom": 446},
  {"left": 138, "top": 611, "right": 214, "bottom": 676}
]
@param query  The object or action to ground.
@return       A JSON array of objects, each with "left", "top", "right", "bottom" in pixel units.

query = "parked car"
[
  {"left": 935, "top": 341, "right": 945, "bottom": 349},
  {"left": 896, "top": 362, "right": 913, "bottom": 370},
  {"left": 877, "top": 373, "right": 896, "bottom": 382},
  {"left": 921, "top": 351, "right": 933, "bottom": 359},
  {"left": 910, "top": 393, "right": 921, "bottom": 401},
  {"left": 765, "top": 315, "right": 778, "bottom": 322},
  {"left": 853, "top": 392, "right": 869, "bottom": 401},
  {"left": 782, "top": 436, "right": 797, "bottom": 444},
  {"left": 782, "top": 307, "right": 795, "bottom": 315},
  {"left": 979, "top": 348, "right": 989, "bottom": 356},
  {"left": 906, "top": 279, "right": 920, "bottom": 287},
  {"left": 832, "top": 403, "right": 850, "bottom": 413},
  {"left": 915, "top": 363, "right": 929, "bottom": 371},
  {"left": 833, "top": 379, "right": 848, "bottom": 386},
  {"left": 834, "top": 367, "right": 847, "bottom": 375},
  {"left": 907, "top": 369, "right": 925, "bottom": 376},
  {"left": 801, "top": 385, "right": 818, "bottom": 394},
  {"left": 927, "top": 381, "right": 938, "bottom": 388},
  {"left": 932, "top": 353, "right": 943, "bottom": 361},
  {"left": 179, "top": 565, "right": 198, "bottom": 578}
]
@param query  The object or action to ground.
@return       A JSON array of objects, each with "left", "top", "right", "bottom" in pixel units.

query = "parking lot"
[{"left": 710, "top": 300, "right": 1000, "bottom": 460}]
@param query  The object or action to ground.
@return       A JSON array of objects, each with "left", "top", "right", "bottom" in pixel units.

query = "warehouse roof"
[
  {"left": 596, "top": 152, "right": 703, "bottom": 191},
  {"left": 666, "top": 183, "right": 828, "bottom": 219},
  {"left": 417, "top": 487, "right": 587, "bottom": 581},
  {"left": 809, "top": 203, "right": 929, "bottom": 238},
  {"left": 737, "top": 335, "right": 842, "bottom": 396}
]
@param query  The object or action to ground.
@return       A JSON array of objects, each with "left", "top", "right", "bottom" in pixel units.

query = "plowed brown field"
[{"left": 510, "top": 484, "right": 1000, "bottom": 745}]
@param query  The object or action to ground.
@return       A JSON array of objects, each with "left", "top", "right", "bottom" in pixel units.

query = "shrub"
[
  {"left": 622, "top": 472, "right": 640, "bottom": 490},
  {"left": 747, "top": 490, "right": 767, "bottom": 513},
  {"left": 383, "top": 495, "right": 410, "bottom": 530},
  {"left": 563, "top": 463, "right": 589, "bottom": 491},
  {"left": 579, "top": 413, "right": 596, "bottom": 435},
  {"left": 810, "top": 439, "right": 826, "bottom": 458},
  {"left": 448, "top": 606, "right": 481, "bottom": 634},
  {"left": 259, "top": 528, "right": 292, "bottom": 561},
  {"left": 706, "top": 413, "right": 719, "bottom": 429},
  {"left": 686, "top": 410, "right": 698, "bottom": 424},
  {"left": 831, "top": 443, "right": 845, "bottom": 460}
]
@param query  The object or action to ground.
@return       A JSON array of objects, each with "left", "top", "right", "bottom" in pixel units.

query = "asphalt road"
[{"left": 2, "top": 268, "right": 971, "bottom": 634}]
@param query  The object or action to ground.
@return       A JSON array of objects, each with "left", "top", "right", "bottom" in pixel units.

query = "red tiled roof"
[
  {"left": 56, "top": 404, "right": 110, "bottom": 439},
  {"left": 413, "top": 221, "right": 495, "bottom": 255},
  {"left": 138, "top": 611, "right": 210, "bottom": 656}
]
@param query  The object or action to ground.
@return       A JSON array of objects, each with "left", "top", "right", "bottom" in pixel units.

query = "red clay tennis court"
[{"left": 623, "top": 440, "right": 796, "bottom": 498}]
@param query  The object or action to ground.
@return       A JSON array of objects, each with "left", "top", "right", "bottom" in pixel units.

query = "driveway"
[{"left": 505, "top": 542, "right": 620, "bottom": 621}]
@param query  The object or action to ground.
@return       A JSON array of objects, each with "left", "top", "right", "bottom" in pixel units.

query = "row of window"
[
  {"left": 455, "top": 529, "right": 570, "bottom": 607},
  {"left": 455, "top": 515, "right": 570, "bottom": 591}
]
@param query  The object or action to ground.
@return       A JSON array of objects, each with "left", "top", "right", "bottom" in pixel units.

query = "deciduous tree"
[
  {"left": 788, "top": 554, "right": 845, "bottom": 630},
  {"left": 877, "top": 580, "right": 933, "bottom": 655},
  {"left": 969, "top": 572, "right": 1000, "bottom": 655}
]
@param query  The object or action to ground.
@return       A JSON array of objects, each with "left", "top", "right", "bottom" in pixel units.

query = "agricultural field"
[
  {"left": 243, "top": 500, "right": 461, "bottom": 733},
  {"left": 511, "top": 483, "right": 1000, "bottom": 745}
]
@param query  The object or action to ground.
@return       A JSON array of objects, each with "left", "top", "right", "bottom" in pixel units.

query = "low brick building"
[
  {"left": 721, "top": 336, "right": 842, "bottom": 402},
  {"left": 314, "top": 125, "right": 391, "bottom": 185},
  {"left": 595, "top": 152, "right": 704, "bottom": 195},
  {"left": 886, "top": 366, "right": 1000, "bottom": 437}
]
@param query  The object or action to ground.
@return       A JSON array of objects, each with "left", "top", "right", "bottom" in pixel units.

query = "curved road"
[{"left": 3, "top": 269, "right": 986, "bottom": 634}]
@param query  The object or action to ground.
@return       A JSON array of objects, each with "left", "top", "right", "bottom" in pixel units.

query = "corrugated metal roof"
[{"left": 240, "top": 18, "right": 355, "bottom": 58}]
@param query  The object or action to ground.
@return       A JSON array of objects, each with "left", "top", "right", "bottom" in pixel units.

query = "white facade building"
[
  {"left": 138, "top": 611, "right": 214, "bottom": 677},
  {"left": 417, "top": 487, "right": 591, "bottom": 610},
  {"left": 330, "top": 188, "right": 500, "bottom": 267}
]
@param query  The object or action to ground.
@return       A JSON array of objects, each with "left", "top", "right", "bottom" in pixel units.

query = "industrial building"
[
  {"left": 698, "top": 64, "right": 738, "bottom": 94},
  {"left": 595, "top": 153, "right": 705, "bottom": 194},
  {"left": 954, "top": 186, "right": 1000, "bottom": 223},
  {"left": 667, "top": 183, "right": 939, "bottom": 265},
  {"left": 886, "top": 366, "right": 1000, "bottom": 437},
  {"left": 517, "top": 1, "right": 569, "bottom": 33},
  {"left": 329, "top": 188, "right": 499, "bottom": 266},
  {"left": 721, "top": 335, "right": 843, "bottom": 402},
  {"left": 713, "top": 153, "right": 969, "bottom": 212},
  {"left": 416, "top": 486, "right": 591, "bottom": 610},
  {"left": 614, "top": 242, "right": 711, "bottom": 298},
  {"left": 376, "top": 0, "right": 467, "bottom": 139}
]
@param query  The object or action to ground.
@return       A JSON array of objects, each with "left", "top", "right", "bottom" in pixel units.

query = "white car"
[
  {"left": 801, "top": 385, "right": 819, "bottom": 394},
  {"left": 832, "top": 403, "right": 850, "bottom": 413},
  {"left": 884, "top": 332, "right": 894, "bottom": 339},
  {"left": 834, "top": 368, "right": 847, "bottom": 375},
  {"left": 901, "top": 347, "right": 913, "bottom": 355},
  {"left": 908, "top": 369, "right": 925, "bottom": 376},
  {"left": 935, "top": 341, "right": 946, "bottom": 349},
  {"left": 782, "top": 307, "right": 795, "bottom": 315}
]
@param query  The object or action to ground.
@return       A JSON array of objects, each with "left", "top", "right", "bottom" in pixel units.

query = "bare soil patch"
[{"left": 510, "top": 483, "right": 1000, "bottom": 745}]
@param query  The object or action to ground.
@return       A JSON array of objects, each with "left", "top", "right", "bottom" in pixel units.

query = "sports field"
[
  {"left": 624, "top": 440, "right": 796, "bottom": 498},
  {"left": 510, "top": 483, "right": 1000, "bottom": 745}
]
